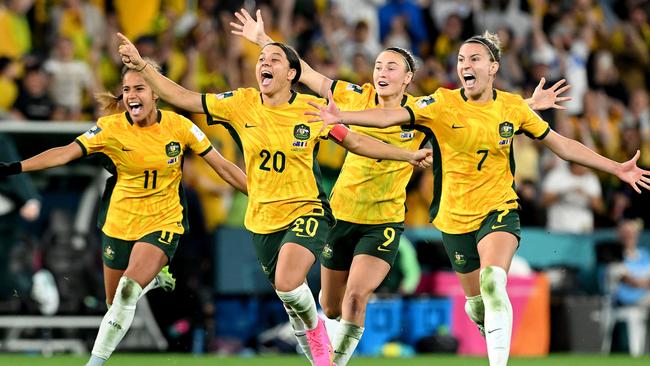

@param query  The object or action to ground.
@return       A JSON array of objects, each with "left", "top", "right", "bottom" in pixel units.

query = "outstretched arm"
[
  {"left": 332, "top": 126, "right": 432, "bottom": 167},
  {"left": 307, "top": 90, "right": 411, "bottom": 129},
  {"left": 542, "top": 130, "right": 650, "bottom": 193},
  {"left": 0, "top": 142, "right": 84, "bottom": 176},
  {"left": 525, "top": 78, "right": 571, "bottom": 110},
  {"left": 201, "top": 148, "right": 248, "bottom": 195},
  {"left": 230, "top": 8, "right": 333, "bottom": 97},
  {"left": 116, "top": 33, "right": 204, "bottom": 114}
]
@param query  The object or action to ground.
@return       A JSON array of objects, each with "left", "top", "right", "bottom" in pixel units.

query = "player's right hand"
[
  {"left": 230, "top": 9, "right": 270, "bottom": 46},
  {"left": 116, "top": 32, "right": 146, "bottom": 71},
  {"left": 409, "top": 149, "right": 433, "bottom": 168},
  {"left": 0, "top": 161, "right": 22, "bottom": 176}
]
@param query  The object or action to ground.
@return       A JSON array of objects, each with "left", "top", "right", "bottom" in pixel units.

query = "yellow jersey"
[
  {"left": 406, "top": 88, "right": 550, "bottom": 233},
  {"left": 329, "top": 80, "right": 428, "bottom": 224},
  {"left": 75, "top": 110, "right": 213, "bottom": 240},
  {"left": 202, "top": 88, "right": 334, "bottom": 234}
]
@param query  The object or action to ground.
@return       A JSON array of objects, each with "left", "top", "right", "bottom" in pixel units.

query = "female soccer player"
[
  {"left": 231, "top": 9, "right": 572, "bottom": 366},
  {"left": 308, "top": 31, "right": 650, "bottom": 366},
  {"left": 117, "top": 33, "right": 431, "bottom": 366},
  {"left": 0, "top": 62, "right": 248, "bottom": 366}
]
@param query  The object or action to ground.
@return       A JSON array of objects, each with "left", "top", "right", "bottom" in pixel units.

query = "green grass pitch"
[{"left": 2, "top": 354, "right": 649, "bottom": 366}]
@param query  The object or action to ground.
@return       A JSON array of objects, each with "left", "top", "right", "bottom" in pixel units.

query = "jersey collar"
[
  {"left": 374, "top": 93, "right": 408, "bottom": 107},
  {"left": 124, "top": 110, "right": 162, "bottom": 125},
  {"left": 460, "top": 88, "right": 497, "bottom": 102},
  {"left": 259, "top": 90, "right": 297, "bottom": 105}
]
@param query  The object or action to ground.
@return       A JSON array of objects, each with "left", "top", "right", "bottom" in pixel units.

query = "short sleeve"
[
  {"left": 518, "top": 104, "right": 550, "bottom": 140},
  {"left": 179, "top": 116, "right": 213, "bottom": 156},
  {"left": 201, "top": 89, "right": 242, "bottom": 127},
  {"left": 330, "top": 80, "right": 373, "bottom": 111},
  {"left": 404, "top": 90, "right": 443, "bottom": 130},
  {"left": 75, "top": 120, "right": 108, "bottom": 156}
]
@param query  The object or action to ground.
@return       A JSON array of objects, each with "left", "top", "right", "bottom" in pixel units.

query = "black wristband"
[{"left": 0, "top": 161, "right": 22, "bottom": 176}]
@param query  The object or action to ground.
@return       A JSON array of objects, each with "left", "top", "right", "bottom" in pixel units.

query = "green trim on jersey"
[
  {"left": 311, "top": 141, "right": 334, "bottom": 224},
  {"left": 97, "top": 153, "right": 117, "bottom": 231},
  {"left": 74, "top": 139, "right": 87, "bottom": 156},
  {"left": 424, "top": 128, "right": 442, "bottom": 223},
  {"left": 178, "top": 180, "right": 190, "bottom": 233},
  {"left": 198, "top": 146, "right": 213, "bottom": 157},
  {"left": 509, "top": 141, "right": 516, "bottom": 190}
]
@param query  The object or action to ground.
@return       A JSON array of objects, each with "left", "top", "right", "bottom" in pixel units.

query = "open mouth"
[
  {"left": 261, "top": 70, "right": 273, "bottom": 86},
  {"left": 377, "top": 81, "right": 389, "bottom": 87},
  {"left": 463, "top": 74, "right": 476, "bottom": 88},
  {"left": 128, "top": 102, "right": 143, "bottom": 116}
]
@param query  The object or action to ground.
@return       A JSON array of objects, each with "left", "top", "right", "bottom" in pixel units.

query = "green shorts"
[
  {"left": 101, "top": 231, "right": 181, "bottom": 270},
  {"left": 321, "top": 220, "right": 404, "bottom": 270},
  {"left": 252, "top": 215, "right": 331, "bottom": 284},
  {"left": 441, "top": 209, "right": 521, "bottom": 274}
]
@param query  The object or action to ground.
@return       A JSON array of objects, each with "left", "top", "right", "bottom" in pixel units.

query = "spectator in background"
[
  {"left": 50, "top": 0, "right": 107, "bottom": 61},
  {"left": 615, "top": 218, "right": 650, "bottom": 308},
  {"left": 0, "top": 133, "right": 40, "bottom": 310},
  {"left": 542, "top": 162, "right": 604, "bottom": 233},
  {"left": 11, "top": 65, "right": 55, "bottom": 121},
  {"left": 0, "top": 0, "right": 34, "bottom": 60},
  {"left": 340, "top": 21, "right": 382, "bottom": 70},
  {"left": 44, "top": 36, "right": 96, "bottom": 121},
  {"left": 0, "top": 57, "right": 19, "bottom": 117},
  {"left": 378, "top": 0, "right": 428, "bottom": 53}
]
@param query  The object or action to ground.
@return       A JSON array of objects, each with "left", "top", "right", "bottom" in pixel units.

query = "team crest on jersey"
[
  {"left": 322, "top": 244, "right": 333, "bottom": 259},
  {"left": 216, "top": 91, "right": 234, "bottom": 99},
  {"left": 104, "top": 245, "right": 115, "bottom": 261},
  {"left": 453, "top": 251, "right": 466, "bottom": 267},
  {"left": 416, "top": 96, "right": 435, "bottom": 108},
  {"left": 294, "top": 124, "right": 311, "bottom": 140},
  {"left": 498, "top": 122, "right": 514, "bottom": 138},
  {"left": 84, "top": 125, "right": 102, "bottom": 139},
  {"left": 165, "top": 142, "right": 181, "bottom": 157},
  {"left": 346, "top": 83, "right": 363, "bottom": 94}
]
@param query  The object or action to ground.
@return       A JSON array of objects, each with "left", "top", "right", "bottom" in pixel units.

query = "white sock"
[
  {"left": 89, "top": 276, "right": 142, "bottom": 362},
  {"left": 284, "top": 304, "right": 313, "bottom": 363},
  {"left": 480, "top": 266, "right": 512, "bottom": 366},
  {"left": 332, "top": 319, "right": 364, "bottom": 366},
  {"left": 465, "top": 294, "right": 485, "bottom": 327},
  {"left": 276, "top": 283, "right": 319, "bottom": 329},
  {"left": 138, "top": 277, "right": 158, "bottom": 300}
]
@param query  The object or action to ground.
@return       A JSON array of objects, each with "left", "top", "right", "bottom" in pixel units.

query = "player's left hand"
[
  {"left": 230, "top": 9, "right": 269, "bottom": 46},
  {"left": 530, "top": 77, "right": 571, "bottom": 110},
  {"left": 306, "top": 90, "right": 342, "bottom": 133},
  {"left": 410, "top": 149, "right": 433, "bottom": 168},
  {"left": 616, "top": 150, "right": 650, "bottom": 193},
  {"left": 116, "top": 33, "right": 146, "bottom": 71}
]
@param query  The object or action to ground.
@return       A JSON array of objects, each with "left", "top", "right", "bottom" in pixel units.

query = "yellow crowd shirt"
[
  {"left": 406, "top": 88, "right": 550, "bottom": 234},
  {"left": 202, "top": 88, "right": 334, "bottom": 234},
  {"left": 75, "top": 110, "right": 213, "bottom": 240},
  {"left": 329, "top": 80, "right": 428, "bottom": 224}
]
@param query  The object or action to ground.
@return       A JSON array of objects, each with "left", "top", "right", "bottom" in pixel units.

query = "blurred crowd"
[{"left": 1, "top": 0, "right": 650, "bottom": 236}]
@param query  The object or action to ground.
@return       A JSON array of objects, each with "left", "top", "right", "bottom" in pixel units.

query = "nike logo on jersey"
[
  {"left": 491, "top": 224, "right": 507, "bottom": 230},
  {"left": 122, "top": 147, "right": 133, "bottom": 151},
  {"left": 487, "top": 328, "right": 502, "bottom": 334},
  {"left": 245, "top": 123, "right": 257, "bottom": 128},
  {"left": 452, "top": 124, "right": 464, "bottom": 129}
]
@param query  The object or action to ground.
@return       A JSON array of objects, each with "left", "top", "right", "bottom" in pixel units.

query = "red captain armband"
[{"left": 329, "top": 124, "right": 349, "bottom": 143}]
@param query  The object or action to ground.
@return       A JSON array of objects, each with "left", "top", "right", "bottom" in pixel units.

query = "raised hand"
[
  {"left": 530, "top": 78, "right": 572, "bottom": 110},
  {"left": 306, "top": 90, "right": 343, "bottom": 132},
  {"left": 116, "top": 32, "right": 146, "bottom": 71},
  {"left": 230, "top": 9, "right": 272, "bottom": 46},
  {"left": 410, "top": 149, "right": 433, "bottom": 168},
  {"left": 616, "top": 150, "right": 650, "bottom": 193}
]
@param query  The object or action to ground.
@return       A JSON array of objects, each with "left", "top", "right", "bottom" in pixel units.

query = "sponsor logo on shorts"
[
  {"left": 104, "top": 245, "right": 115, "bottom": 261},
  {"left": 491, "top": 224, "right": 507, "bottom": 230}
]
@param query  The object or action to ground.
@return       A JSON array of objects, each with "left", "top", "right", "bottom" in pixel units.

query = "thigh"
[
  {"left": 321, "top": 220, "right": 358, "bottom": 271},
  {"left": 476, "top": 209, "right": 520, "bottom": 270},
  {"left": 441, "top": 231, "right": 481, "bottom": 274},
  {"left": 101, "top": 233, "right": 134, "bottom": 270},
  {"left": 346, "top": 254, "right": 391, "bottom": 295},
  {"left": 354, "top": 222, "right": 404, "bottom": 267},
  {"left": 123, "top": 234, "right": 172, "bottom": 288}
]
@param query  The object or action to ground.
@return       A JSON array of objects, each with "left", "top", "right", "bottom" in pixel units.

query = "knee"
[
  {"left": 274, "top": 278, "right": 302, "bottom": 293},
  {"left": 343, "top": 287, "right": 372, "bottom": 316},
  {"left": 479, "top": 266, "right": 508, "bottom": 308},
  {"left": 321, "top": 301, "right": 341, "bottom": 320},
  {"left": 114, "top": 277, "right": 142, "bottom": 306}
]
